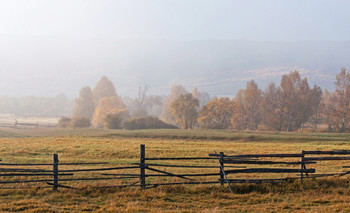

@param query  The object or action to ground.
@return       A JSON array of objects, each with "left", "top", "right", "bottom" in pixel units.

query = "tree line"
[
  {"left": 0, "top": 94, "right": 72, "bottom": 117},
  {"left": 64, "top": 69, "right": 350, "bottom": 132}
]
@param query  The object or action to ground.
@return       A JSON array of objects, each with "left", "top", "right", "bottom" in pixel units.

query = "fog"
[{"left": 1, "top": 0, "right": 350, "bottom": 99}]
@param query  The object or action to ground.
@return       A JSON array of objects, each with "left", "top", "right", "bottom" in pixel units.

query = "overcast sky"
[
  {"left": 1, "top": 0, "right": 350, "bottom": 41},
  {"left": 1, "top": 1, "right": 350, "bottom": 98}
]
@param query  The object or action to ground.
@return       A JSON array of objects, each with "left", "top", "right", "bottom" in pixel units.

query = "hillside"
[{"left": 1, "top": 36, "right": 349, "bottom": 97}]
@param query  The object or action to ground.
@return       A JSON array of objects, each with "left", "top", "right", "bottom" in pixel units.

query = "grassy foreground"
[{"left": 0, "top": 128, "right": 349, "bottom": 212}]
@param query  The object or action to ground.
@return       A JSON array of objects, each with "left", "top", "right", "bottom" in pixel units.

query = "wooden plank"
[
  {"left": 223, "top": 160, "right": 316, "bottom": 165},
  {"left": 132, "top": 163, "right": 245, "bottom": 168},
  {"left": 56, "top": 177, "right": 135, "bottom": 181},
  {"left": 59, "top": 166, "right": 139, "bottom": 172},
  {"left": 145, "top": 157, "right": 216, "bottom": 160},
  {"left": 102, "top": 173, "right": 221, "bottom": 177},
  {"left": 46, "top": 182, "right": 80, "bottom": 190},
  {"left": 304, "top": 157, "right": 350, "bottom": 161},
  {"left": 225, "top": 154, "right": 304, "bottom": 158},
  {"left": 0, "top": 162, "right": 108, "bottom": 166},
  {"left": 214, "top": 150, "right": 233, "bottom": 193},
  {"left": 90, "top": 181, "right": 222, "bottom": 189},
  {"left": 0, "top": 179, "right": 53, "bottom": 184},
  {"left": 300, "top": 150, "right": 305, "bottom": 182},
  {"left": 210, "top": 153, "right": 303, "bottom": 158},
  {"left": 0, "top": 168, "right": 52, "bottom": 172},
  {"left": 0, "top": 173, "right": 73, "bottom": 176},
  {"left": 304, "top": 150, "right": 350, "bottom": 155},
  {"left": 219, "top": 152, "right": 224, "bottom": 186},
  {"left": 0, "top": 186, "right": 52, "bottom": 190},
  {"left": 225, "top": 168, "right": 315, "bottom": 174},
  {"left": 144, "top": 166, "right": 195, "bottom": 181},
  {"left": 53, "top": 154, "right": 58, "bottom": 191},
  {"left": 147, "top": 181, "right": 222, "bottom": 187},
  {"left": 223, "top": 177, "right": 301, "bottom": 183},
  {"left": 140, "top": 144, "right": 146, "bottom": 189}
]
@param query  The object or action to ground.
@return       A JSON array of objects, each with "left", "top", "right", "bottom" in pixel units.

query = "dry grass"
[{"left": 0, "top": 128, "right": 349, "bottom": 212}]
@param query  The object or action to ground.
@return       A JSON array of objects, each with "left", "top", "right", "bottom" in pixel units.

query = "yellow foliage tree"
[
  {"left": 161, "top": 84, "right": 188, "bottom": 125},
  {"left": 170, "top": 93, "right": 199, "bottom": 129},
  {"left": 198, "top": 97, "right": 235, "bottom": 129},
  {"left": 92, "top": 96, "right": 128, "bottom": 128}
]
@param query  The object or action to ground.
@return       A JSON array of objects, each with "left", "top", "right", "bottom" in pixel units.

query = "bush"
[
  {"left": 124, "top": 116, "right": 178, "bottom": 130},
  {"left": 70, "top": 117, "right": 91, "bottom": 128},
  {"left": 57, "top": 117, "right": 72, "bottom": 128},
  {"left": 104, "top": 113, "right": 123, "bottom": 129}
]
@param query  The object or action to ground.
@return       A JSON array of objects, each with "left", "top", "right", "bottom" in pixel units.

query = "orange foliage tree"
[{"left": 198, "top": 97, "right": 235, "bottom": 129}]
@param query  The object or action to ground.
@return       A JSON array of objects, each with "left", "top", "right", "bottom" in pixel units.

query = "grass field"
[{"left": 0, "top": 127, "right": 349, "bottom": 212}]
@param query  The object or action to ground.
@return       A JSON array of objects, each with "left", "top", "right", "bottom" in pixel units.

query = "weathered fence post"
[
  {"left": 53, "top": 154, "right": 59, "bottom": 191},
  {"left": 140, "top": 144, "right": 146, "bottom": 189},
  {"left": 219, "top": 152, "right": 225, "bottom": 186},
  {"left": 300, "top": 150, "right": 304, "bottom": 183}
]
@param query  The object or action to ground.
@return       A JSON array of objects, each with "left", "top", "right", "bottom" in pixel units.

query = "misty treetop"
[{"left": 70, "top": 76, "right": 128, "bottom": 129}]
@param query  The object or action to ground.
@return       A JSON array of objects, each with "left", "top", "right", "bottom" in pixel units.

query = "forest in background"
[
  {"left": 46, "top": 68, "right": 350, "bottom": 133},
  {"left": 0, "top": 94, "right": 73, "bottom": 117}
]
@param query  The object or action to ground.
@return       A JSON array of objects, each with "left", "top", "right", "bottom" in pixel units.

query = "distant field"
[{"left": 0, "top": 128, "right": 349, "bottom": 212}]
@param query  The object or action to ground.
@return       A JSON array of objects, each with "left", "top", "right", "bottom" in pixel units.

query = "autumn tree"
[
  {"left": 244, "top": 80, "right": 262, "bottom": 130},
  {"left": 198, "top": 97, "right": 235, "bottom": 129},
  {"left": 309, "top": 85, "right": 323, "bottom": 132},
  {"left": 280, "top": 71, "right": 301, "bottom": 131},
  {"left": 335, "top": 68, "right": 350, "bottom": 132},
  {"left": 231, "top": 90, "right": 246, "bottom": 130},
  {"left": 72, "top": 86, "right": 95, "bottom": 120},
  {"left": 170, "top": 93, "right": 199, "bottom": 129},
  {"left": 261, "top": 82, "right": 284, "bottom": 131},
  {"left": 322, "top": 89, "right": 340, "bottom": 131},
  {"left": 92, "top": 95, "right": 128, "bottom": 128},
  {"left": 294, "top": 78, "right": 312, "bottom": 130},
  {"left": 161, "top": 84, "right": 188, "bottom": 125},
  {"left": 92, "top": 76, "right": 117, "bottom": 106}
]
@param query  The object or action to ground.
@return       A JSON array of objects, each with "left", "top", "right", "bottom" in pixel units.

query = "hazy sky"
[
  {"left": 1, "top": 1, "right": 350, "bottom": 98},
  {"left": 1, "top": 0, "right": 350, "bottom": 41}
]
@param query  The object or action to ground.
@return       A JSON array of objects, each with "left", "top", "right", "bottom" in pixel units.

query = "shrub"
[
  {"left": 57, "top": 117, "right": 72, "bottom": 128},
  {"left": 124, "top": 116, "right": 178, "bottom": 130},
  {"left": 103, "top": 110, "right": 130, "bottom": 129},
  {"left": 104, "top": 113, "right": 123, "bottom": 129},
  {"left": 70, "top": 117, "right": 91, "bottom": 128}
]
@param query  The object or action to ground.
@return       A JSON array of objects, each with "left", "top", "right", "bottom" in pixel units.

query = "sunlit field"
[{"left": 0, "top": 128, "right": 349, "bottom": 212}]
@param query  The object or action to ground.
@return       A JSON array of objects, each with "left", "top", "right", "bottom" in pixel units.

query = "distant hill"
[{"left": 1, "top": 36, "right": 349, "bottom": 97}]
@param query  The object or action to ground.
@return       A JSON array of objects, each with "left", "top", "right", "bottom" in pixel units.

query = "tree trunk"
[
  {"left": 314, "top": 107, "right": 318, "bottom": 133},
  {"left": 287, "top": 110, "right": 292, "bottom": 132}
]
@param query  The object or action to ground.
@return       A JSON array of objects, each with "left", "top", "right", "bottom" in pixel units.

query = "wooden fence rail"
[{"left": 0, "top": 145, "right": 350, "bottom": 191}]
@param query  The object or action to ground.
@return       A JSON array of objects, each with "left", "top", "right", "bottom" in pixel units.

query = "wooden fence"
[
  {"left": 0, "top": 145, "right": 349, "bottom": 191},
  {"left": 0, "top": 120, "right": 57, "bottom": 128}
]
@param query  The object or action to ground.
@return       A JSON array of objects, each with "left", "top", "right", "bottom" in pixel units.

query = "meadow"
[{"left": 0, "top": 127, "right": 349, "bottom": 212}]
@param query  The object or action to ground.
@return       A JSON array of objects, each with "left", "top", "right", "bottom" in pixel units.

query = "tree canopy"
[{"left": 170, "top": 93, "right": 199, "bottom": 129}]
